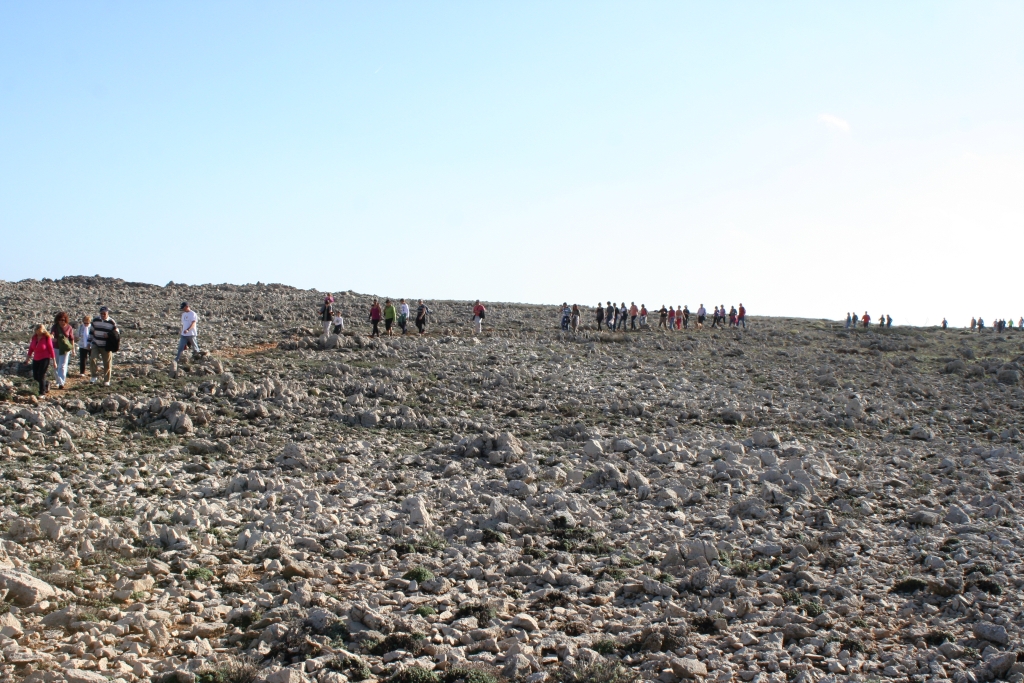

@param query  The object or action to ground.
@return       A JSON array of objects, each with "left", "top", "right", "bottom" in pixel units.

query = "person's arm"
[{"left": 26, "top": 337, "right": 35, "bottom": 363}]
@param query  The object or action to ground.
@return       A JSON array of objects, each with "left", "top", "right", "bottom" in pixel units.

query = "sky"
[{"left": 1, "top": 2, "right": 1022, "bottom": 326}]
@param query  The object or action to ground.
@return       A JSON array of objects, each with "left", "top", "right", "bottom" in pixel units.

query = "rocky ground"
[{"left": 0, "top": 275, "right": 1021, "bottom": 683}]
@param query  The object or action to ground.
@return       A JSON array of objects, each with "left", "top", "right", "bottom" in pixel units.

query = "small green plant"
[
  {"left": 592, "top": 638, "right": 619, "bottom": 655},
  {"left": 367, "top": 632, "right": 426, "bottom": 656},
  {"left": 413, "top": 604, "right": 437, "bottom": 617},
  {"left": 388, "top": 666, "right": 439, "bottom": 683},
  {"left": 194, "top": 658, "right": 259, "bottom": 683},
  {"left": 403, "top": 566, "right": 435, "bottom": 582},
  {"left": 480, "top": 529, "right": 506, "bottom": 545},
  {"left": 553, "top": 661, "right": 639, "bottom": 683},
  {"left": 803, "top": 600, "right": 825, "bottom": 617},
  {"left": 781, "top": 590, "right": 803, "bottom": 605},
  {"left": 840, "top": 638, "right": 867, "bottom": 654},
  {"left": 891, "top": 577, "right": 928, "bottom": 594},
  {"left": 923, "top": 631, "right": 954, "bottom": 647},
  {"left": 185, "top": 566, "right": 215, "bottom": 582},
  {"left": 440, "top": 667, "right": 498, "bottom": 683},
  {"left": 454, "top": 603, "right": 497, "bottom": 623},
  {"left": 129, "top": 590, "right": 147, "bottom": 602}
]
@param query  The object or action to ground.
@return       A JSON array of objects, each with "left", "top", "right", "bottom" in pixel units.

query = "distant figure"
[
  {"left": 560, "top": 303, "right": 570, "bottom": 331},
  {"left": 89, "top": 306, "right": 117, "bottom": 386},
  {"left": 472, "top": 300, "right": 486, "bottom": 334},
  {"left": 1018, "top": 317, "right": 1023, "bottom": 330},
  {"left": 696, "top": 304, "right": 706, "bottom": 330},
  {"left": 845, "top": 312, "right": 851, "bottom": 329},
  {"left": 618, "top": 303, "right": 628, "bottom": 331},
  {"left": 676, "top": 305, "right": 683, "bottom": 330},
  {"left": 682, "top": 305, "right": 690, "bottom": 329},
  {"left": 333, "top": 310, "right": 345, "bottom": 335},
  {"left": 977, "top": 317, "right": 984, "bottom": 331},
  {"left": 176, "top": 302, "right": 200, "bottom": 363},
  {"left": 658, "top": 306, "right": 668, "bottom": 329},
  {"left": 639, "top": 304, "right": 648, "bottom": 328},
  {"left": 605, "top": 301, "right": 614, "bottom": 329},
  {"left": 398, "top": 299, "right": 409, "bottom": 334},
  {"left": 941, "top": 318, "right": 947, "bottom": 329},
  {"left": 886, "top": 315, "right": 892, "bottom": 328},
  {"left": 668, "top": 306, "right": 676, "bottom": 331},
  {"left": 320, "top": 295, "right": 334, "bottom": 337},
  {"left": 383, "top": 299, "right": 397, "bottom": 336},
  {"left": 879, "top": 315, "right": 884, "bottom": 328},
  {"left": 77, "top": 314, "right": 91, "bottom": 376},
  {"left": 570, "top": 304, "right": 581, "bottom": 333},
  {"left": 710, "top": 306, "right": 719, "bottom": 328},
  {"left": 415, "top": 300, "right": 429, "bottom": 335},
  {"left": 629, "top": 302, "right": 638, "bottom": 330},
  {"left": 369, "top": 299, "right": 382, "bottom": 337},
  {"left": 861, "top": 312, "right": 870, "bottom": 328},
  {"left": 729, "top": 306, "right": 737, "bottom": 327},
  {"left": 738, "top": 303, "right": 746, "bottom": 328},
  {"left": 970, "top": 317, "right": 976, "bottom": 331},
  {"left": 595, "top": 303, "right": 605, "bottom": 330},
  {"left": 26, "top": 324, "right": 55, "bottom": 396},
  {"left": 51, "top": 311, "right": 74, "bottom": 390}
]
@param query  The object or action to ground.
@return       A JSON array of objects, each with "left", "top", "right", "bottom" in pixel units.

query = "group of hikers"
[
  {"left": 21, "top": 302, "right": 200, "bottom": 395},
  {"left": 971, "top": 317, "right": 1022, "bottom": 333},
  {"left": 318, "top": 295, "right": 436, "bottom": 338},
  {"left": 557, "top": 302, "right": 747, "bottom": 333},
  {"left": 845, "top": 312, "right": 894, "bottom": 329}
]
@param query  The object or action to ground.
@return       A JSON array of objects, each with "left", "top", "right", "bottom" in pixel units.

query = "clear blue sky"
[{"left": 2, "top": 2, "right": 1022, "bottom": 325}]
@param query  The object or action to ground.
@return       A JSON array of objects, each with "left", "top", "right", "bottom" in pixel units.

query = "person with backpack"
[
  {"left": 176, "top": 302, "right": 200, "bottom": 362},
  {"left": 639, "top": 304, "right": 648, "bottom": 328},
  {"left": 319, "top": 295, "right": 334, "bottom": 337},
  {"left": 383, "top": 299, "right": 398, "bottom": 336},
  {"left": 398, "top": 299, "right": 410, "bottom": 335},
  {"left": 629, "top": 302, "right": 638, "bottom": 330},
  {"left": 89, "top": 306, "right": 117, "bottom": 386},
  {"left": 605, "top": 302, "right": 614, "bottom": 330},
  {"left": 369, "top": 299, "right": 382, "bottom": 337},
  {"left": 51, "top": 311, "right": 75, "bottom": 389},
  {"left": 738, "top": 304, "right": 746, "bottom": 328},
  {"left": 77, "top": 314, "right": 91, "bottom": 376},
  {"left": 26, "top": 324, "right": 56, "bottom": 396},
  {"left": 570, "top": 304, "right": 581, "bottom": 333},
  {"left": 473, "top": 301, "right": 486, "bottom": 334},
  {"left": 415, "top": 300, "right": 430, "bottom": 335},
  {"left": 696, "top": 304, "right": 706, "bottom": 330},
  {"left": 595, "top": 303, "right": 605, "bottom": 330},
  {"left": 658, "top": 305, "right": 669, "bottom": 330}
]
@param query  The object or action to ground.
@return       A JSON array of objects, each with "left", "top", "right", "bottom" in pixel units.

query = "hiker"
[
  {"left": 473, "top": 301, "right": 486, "bottom": 334},
  {"left": 682, "top": 306, "right": 690, "bottom": 329},
  {"left": 603, "top": 302, "right": 613, "bottom": 330},
  {"left": 861, "top": 312, "right": 870, "bottom": 328},
  {"left": 26, "top": 324, "right": 56, "bottom": 396},
  {"left": 1019, "top": 317, "right": 1023, "bottom": 330},
  {"left": 629, "top": 302, "right": 638, "bottom": 330},
  {"left": 595, "top": 303, "right": 605, "bottom": 330},
  {"left": 570, "top": 304, "right": 581, "bottom": 333},
  {"left": 560, "top": 303, "right": 571, "bottom": 331},
  {"left": 89, "top": 306, "right": 117, "bottom": 386},
  {"left": 977, "top": 317, "right": 984, "bottom": 331},
  {"left": 618, "top": 303, "right": 628, "bottom": 331},
  {"left": 710, "top": 306, "right": 720, "bottom": 328},
  {"left": 845, "top": 312, "right": 851, "bottom": 329},
  {"left": 369, "top": 299, "right": 382, "bottom": 337},
  {"left": 668, "top": 306, "right": 676, "bottom": 331},
  {"left": 941, "top": 318, "right": 948, "bottom": 329},
  {"left": 738, "top": 303, "right": 746, "bottom": 328},
  {"left": 729, "top": 306, "right": 737, "bottom": 327},
  {"left": 886, "top": 315, "right": 892, "bottom": 328},
  {"left": 658, "top": 306, "right": 668, "bottom": 330},
  {"left": 383, "top": 299, "right": 397, "bottom": 337},
  {"left": 320, "top": 295, "right": 334, "bottom": 337},
  {"left": 332, "top": 310, "right": 345, "bottom": 334},
  {"left": 175, "top": 302, "right": 200, "bottom": 363},
  {"left": 415, "top": 300, "right": 429, "bottom": 335},
  {"left": 970, "top": 317, "right": 976, "bottom": 331},
  {"left": 398, "top": 299, "right": 409, "bottom": 334},
  {"left": 879, "top": 315, "right": 885, "bottom": 328},
  {"left": 51, "top": 311, "right": 75, "bottom": 390},
  {"left": 696, "top": 304, "right": 706, "bottom": 330},
  {"left": 77, "top": 315, "right": 91, "bottom": 376},
  {"left": 639, "top": 304, "right": 648, "bottom": 328}
]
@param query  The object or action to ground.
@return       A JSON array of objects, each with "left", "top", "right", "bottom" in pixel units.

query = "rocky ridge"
[{"left": 0, "top": 276, "right": 1021, "bottom": 683}]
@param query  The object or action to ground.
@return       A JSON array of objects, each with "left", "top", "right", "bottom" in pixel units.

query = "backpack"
[
  {"left": 106, "top": 327, "right": 121, "bottom": 353},
  {"left": 55, "top": 328, "right": 74, "bottom": 354}
]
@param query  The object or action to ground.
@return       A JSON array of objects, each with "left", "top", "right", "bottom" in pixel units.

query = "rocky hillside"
[{"left": 0, "top": 276, "right": 1021, "bottom": 683}]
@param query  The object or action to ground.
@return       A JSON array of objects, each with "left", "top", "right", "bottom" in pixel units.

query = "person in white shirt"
[
  {"left": 332, "top": 312, "right": 345, "bottom": 334},
  {"left": 175, "top": 302, "right": 200, "bottom": 362},
  {"left": 398, "top": 299, "right": 410, "bottom": 335},
  {"left": 77, "top": 314, "right": 91, "bottom": 376}
]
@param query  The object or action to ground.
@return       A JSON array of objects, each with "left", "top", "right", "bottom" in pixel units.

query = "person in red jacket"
[
  {"left": 26, "top": 324, "right": 56, "bottom": 396},
  {"left": 368, "top": 300, "right": 382, "bottom": 338},
  {"left": 862, "top": 312, "right": 871, "bottom": 328},
  {"left": 473, "top": 301, "right": 486, "bottom": 334}
]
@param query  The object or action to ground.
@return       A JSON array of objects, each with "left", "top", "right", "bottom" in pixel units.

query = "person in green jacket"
[{"left": 383, "top": 299, "right": 398, "bottom": 337}]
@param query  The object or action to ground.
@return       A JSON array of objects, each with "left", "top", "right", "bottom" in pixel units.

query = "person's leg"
[
  {"left": 175, "top": 336, "right": 187, "bottom": 362},
  {"left": 79, "top": 350, "right": 87, "bottom": 375},
  {"left": 102, "top": 350, "right": 112, "bottom": 384},
  {"left": 90, "top": 347, "right": 100, "bottom": 379},
  {"left": 57, "top": 352, "right": 69, "bottom": 386},
  {"left": 188, "top": 335, "right": 200, "bottom": 355},
  {"left": 33, "top": 360, "right": 44, "bottom": 394}
]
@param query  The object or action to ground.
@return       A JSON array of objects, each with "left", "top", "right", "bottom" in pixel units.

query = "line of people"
[
  {"left": 319, "top": 295, "right": 433, "bottom": 338},
  {"left": 557, "top": 302, "right": 747, "bottom": 333},
  {"left": 845, "top": 312, "right": 893, "bottom": 329},
  {"left": 971, "top": 317, "right": 1022, "bottom": 333},
  {"left": 23, "top": 307, "right": 120, "bottom": 395}
]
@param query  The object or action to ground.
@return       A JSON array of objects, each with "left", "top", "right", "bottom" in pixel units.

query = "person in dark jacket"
[{"left": 89, "top": 306, "right": 117, "bottom": 386}]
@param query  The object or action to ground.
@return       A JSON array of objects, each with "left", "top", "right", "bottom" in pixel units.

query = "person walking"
[
  {"left": 886, "top": 315, "right": 892, "bottom": 328},
  {"left": 89, "top": 306, "right": 117, "bottom": 386},
  {"left": 682, "top": 305, "right": 690, "bottom": 329},
  {"left": 618, "top": 303, "right": 628, "bottom": 331},
  {"left": 319, "top": 295, "right": 334, "bottom": 337},
  {"left": 77, "top": 314, "right": 91, "bottom": 376},
  {"left": 629, "top": 302, "right": 638, "bottom": 330},
  {"left": 570, "top": 304, "right": 581, "bottom": 333},
  {"left": 332, "top": 310, "right": 345, "bottom": 334},
  {"left": 369, "top": 299, "right": 382, "bottom": 337},
  {"left": 560, "top": 303, "right": 571, "bottom": 331},
  {"left": 383, "top": 299, "right": 397, "bottom": 336},
  {"left": 861, "top": 312, "right": 870, "bottom": 328},
  {"left": 639, "top": 304, "right": 648, "bottom": 328},
  {"left": 970, "top": 317, "right": 976, "bottom": 331},
  {"left": 696, "top": 304, "right": 706, "bottom": 330},
  {"left": 415, "top": 300, "right": 429, "bottom": 335},
  {"left": 667, "top": 306, "right": 676, "bottom": 331},
  {"left": 710, "top": 306, "right": 720, "bottom": 328},
  {"left": 473, "top": 300, "right": 486, "bottom": 334},
  {"left": 738, "top": 303, "right": 746, "bottom": 328},
  {"left": 398, "top": 299, "right": 409, "bottom": 335},
  {"left": 26, "top": 324, "right": 56, "bottom": 396},
  {"left": 50, "top": 312, "right": 75, "bottom": 389},
  {"left": 175, "top": 302, "right": 200, "bottom": 363},
  {"left": 605, "top": 302, "right": 614, "bottom": 330},
  {"left": 941, "top": 318, "right": 948, "bottom": 329},
  {"left": 658, "top": 305, "right": 668, "bottom": 330},
  {"left": 845, "top": 312, "right": 851, "bottom": 329},
  {"left": 595, "top": 303, "right": 605, "bottom": 330},
  {"left": 977, "top": 317, "right": 984, "bottom": 331}
]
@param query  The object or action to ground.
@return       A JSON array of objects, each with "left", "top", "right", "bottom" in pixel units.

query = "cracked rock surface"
[{"left": 0, "top": 276, "right": 1022, "bottom": 683}]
